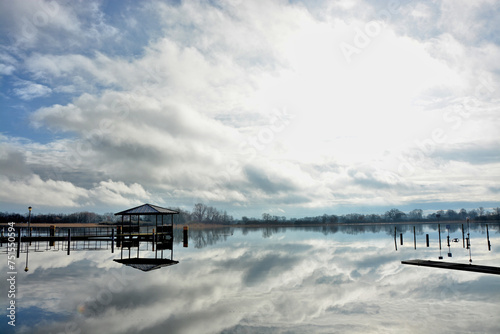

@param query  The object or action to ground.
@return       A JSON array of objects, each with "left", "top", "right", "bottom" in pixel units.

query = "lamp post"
[{"left": 28, "top": 206, "right": 32, "bottom": 238}]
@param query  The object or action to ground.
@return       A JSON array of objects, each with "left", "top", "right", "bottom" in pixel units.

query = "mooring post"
[
  {"left": 50, "top": 225, "right": 55, "bottom": 247},
  {"left": 111, "top": 228, "right": 115, "bottom": 253},
  {"left": 400, "top": 233, "right": 403, "bottom": 245},
  {"left": 183, "top": 226, "right": 189, "bottom": 248},
  {"left": 16, "top": 228, "right": 21, "bottom": 258},
  {"left": 426, "top": 234, "right": 429, "bottom": 247},
  {"left": 67, "top": 229, "right": 71, "bottom": 255},
  {"left": 462, "top": 224, "right": 465, "bottom": 248}
]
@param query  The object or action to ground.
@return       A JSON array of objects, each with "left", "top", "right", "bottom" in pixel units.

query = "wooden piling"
[
  {"left": 400, "top": 233, "right": 403, "bottom": 245},
  {"left": 50, "top": 225, "right": 55, "bottom": 247},
  {"left": 111, "top": 228, "right": 115, "bottom": 253},
  {"left": 426, "top": 234, "right": 429, "bottom": 247},
  {"left": 183, "top": 226, "right": 189, "bottom": 248},
  {"left": 16, "top": 228, "right": 21, "bottom": 258}
]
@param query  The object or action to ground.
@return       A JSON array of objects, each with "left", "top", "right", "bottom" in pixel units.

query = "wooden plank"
[{"left": 402, "top": 259, "right": 500, "bottom": 275}]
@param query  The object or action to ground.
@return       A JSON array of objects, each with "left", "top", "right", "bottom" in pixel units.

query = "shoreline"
[
  {"left": 1, "top": 220, "right": 498, "bottom": 229},
  {"left": 0, "top": 223, "right": 105, "bottom": 228}
]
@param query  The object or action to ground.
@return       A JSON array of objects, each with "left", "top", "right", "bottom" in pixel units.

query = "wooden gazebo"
[
  {"left": 113, "top": 203, "right": 180, "bottom": 271},
  {"left": 114, "top": 203, "right": 179, "bottom": 235}
]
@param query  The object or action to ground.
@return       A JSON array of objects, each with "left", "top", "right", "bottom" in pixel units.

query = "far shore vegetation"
[{"left": 1, "top": 204, "right": 499, "bottom": 227}]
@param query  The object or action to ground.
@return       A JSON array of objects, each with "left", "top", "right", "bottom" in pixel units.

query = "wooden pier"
[
  {"left": 402, "top": 259, "right": 500, "bottom": 275},
  {"left": 0, "top": 229, "right": 171, "bottom": 244}
]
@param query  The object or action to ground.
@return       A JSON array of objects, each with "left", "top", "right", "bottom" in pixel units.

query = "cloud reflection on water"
[{"left": 3, "top": 225, "right": 500, "bottom": 333}]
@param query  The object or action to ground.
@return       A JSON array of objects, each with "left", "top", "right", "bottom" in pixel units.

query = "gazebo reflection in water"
[{"left": 114, "top": 204, "right": 180, "bottom": 272}]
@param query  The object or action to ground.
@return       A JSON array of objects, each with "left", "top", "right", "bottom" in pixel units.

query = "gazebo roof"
[
  {"left": 115, "top": 203, "right": 179, "bottom": 216},
  {"left": 113, "top": 258, "right": 179, "bottom": 271}
]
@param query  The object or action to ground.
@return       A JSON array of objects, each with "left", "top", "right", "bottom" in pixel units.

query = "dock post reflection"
[
  {"left": 487, "top": 224, "right": 491, "bottom": 251},
  {"left": 16, "top": 228, "right": 21, "bottom": 258},
  {"left": 24, "top": 241, "right": 29, "bottom": 272},
  {"left": 462, "top": 224, "right": 465, "bottom": 248},
  {"left": 413, "top": 226, "right": 416, "bottom": 249},
  {"left": 438, "top": 224, "right": 441, "bottom": 250},
  {"left": 67, "top": 229, "right": 71, "bottom": 255},
  {"left": 394, "top": 227, "right": 397, "bottom": 251}
]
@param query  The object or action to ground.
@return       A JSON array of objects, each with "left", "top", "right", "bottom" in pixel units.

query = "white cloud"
[
  {"left": 0, "top": 0, "right": 499, "bottom": 216},
  {"left": 0, "top": 0, "right": 119, "bottom": 51},
  {"left": 0, "top": 174, "right": 152, "bottom": 208},
  {"left": 13, "top": 80, "right": 52, "bottom": 100},
  {"left": 0, "top": 174, "right": 88, "bottom": 207},
  {"left": 0, "top": 63, "right": 15, "bottom": 75}
]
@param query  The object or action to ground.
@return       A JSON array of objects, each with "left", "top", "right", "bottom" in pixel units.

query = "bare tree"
[{"left": 192, "top": 203, "right": 207, "bottom": 222}]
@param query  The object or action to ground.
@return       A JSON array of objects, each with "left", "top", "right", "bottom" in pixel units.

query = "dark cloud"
[
  {"left": 244, "top": 165, "right": 298, "bottom": 194},
  {"left": 0, "top": 148, "right": 32, "bottom": 178},
  {"left": 432, "top": 141, "right": 500, "bottom": 164}
]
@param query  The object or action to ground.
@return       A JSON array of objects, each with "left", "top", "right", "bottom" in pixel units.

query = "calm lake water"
[{"left": 1, "top": 223, "right": 500, "bottom": 333}]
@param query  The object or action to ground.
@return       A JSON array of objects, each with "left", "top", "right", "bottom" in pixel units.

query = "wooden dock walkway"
[
  {"left": 402, "top": 259, "right": 500, "bottom": 275},
  {"left": 0, "top": 232, "right": 172, "bottom": 244}
]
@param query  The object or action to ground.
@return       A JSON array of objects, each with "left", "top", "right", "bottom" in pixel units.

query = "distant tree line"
[
  {"left": 0, "top": 203, "right": 234, "bottom": 226},
  {"left": 1, "top": 205, "right": 498, "bottom": 226},
  {"left": 239, "top": 207, "right": 500, "bottom": 225},
  {"left": 0, "top": 211, "right": 116, "bottom": 225}
]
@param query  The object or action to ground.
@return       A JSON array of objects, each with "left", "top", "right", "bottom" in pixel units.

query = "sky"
[{"left": 0, "top": 0, "right": 499, "bottom": 218}]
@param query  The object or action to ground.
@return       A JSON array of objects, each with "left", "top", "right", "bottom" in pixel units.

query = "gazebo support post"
[{"left": 137, "top": 215, "right": 140, "bottom": 258}]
